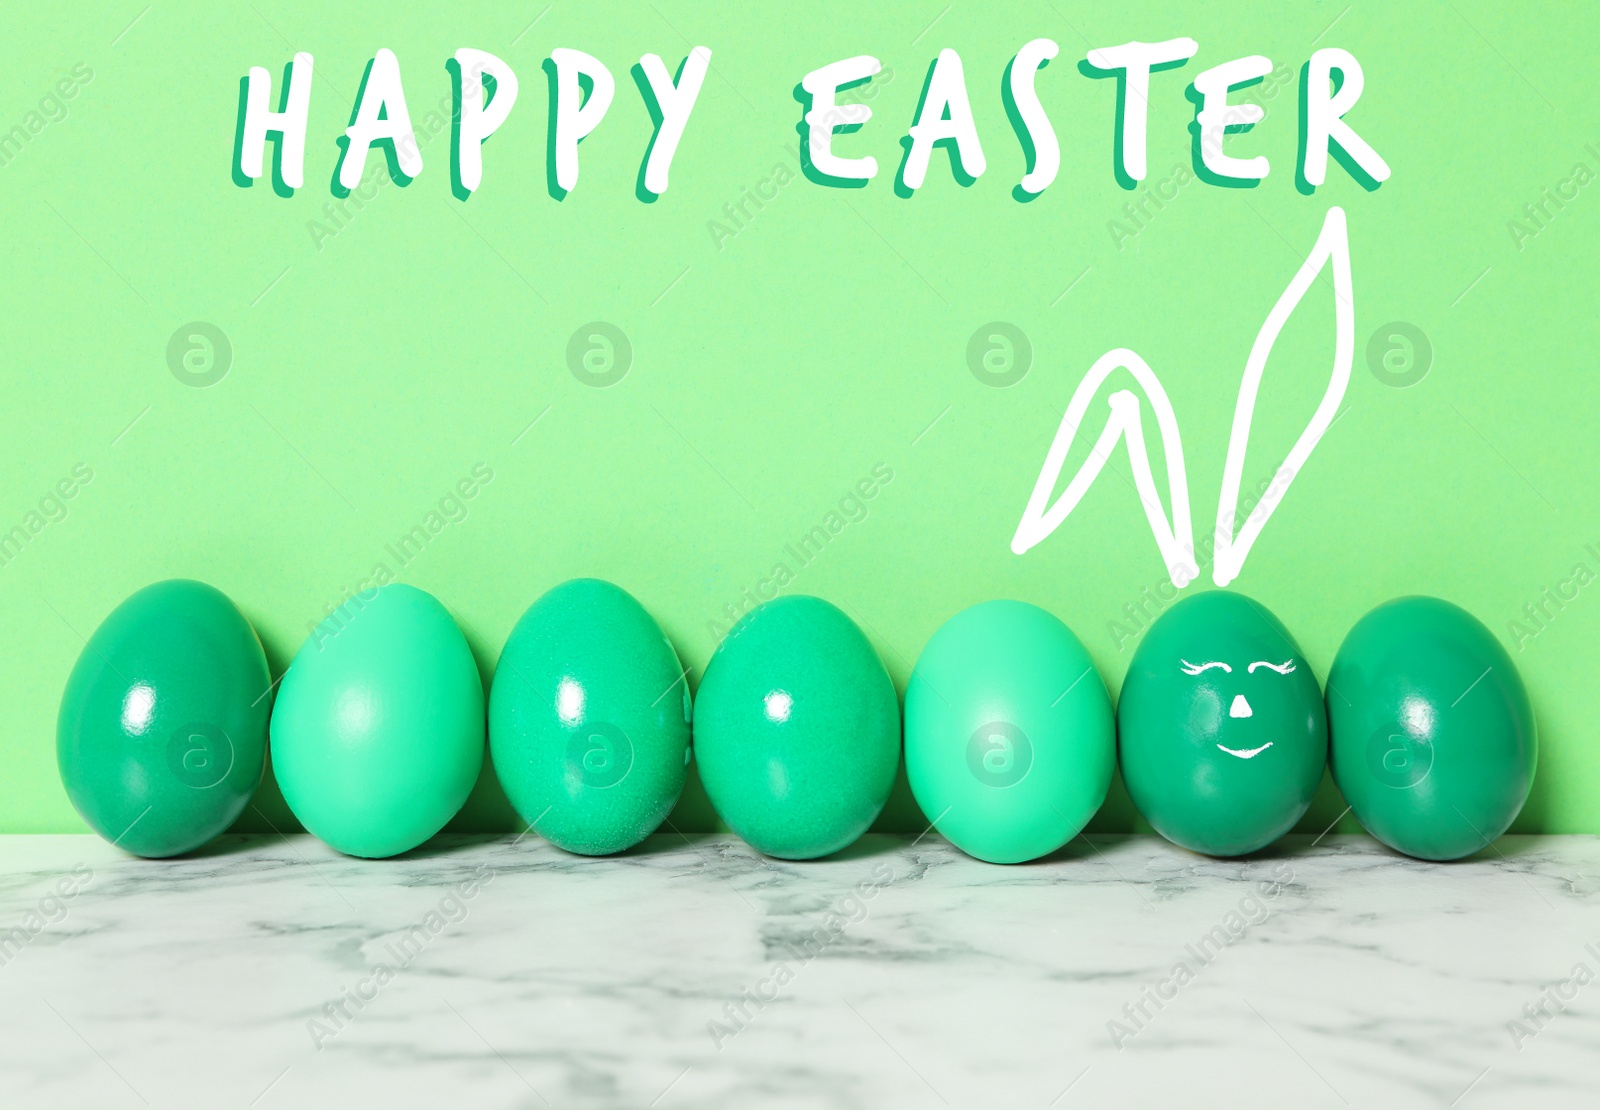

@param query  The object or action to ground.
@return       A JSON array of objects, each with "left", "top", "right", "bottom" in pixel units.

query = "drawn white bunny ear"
[
  {"left": 1211, "top": 206, "right": 1353, "bottom": 587},
  {"left": 1010, "top": 348, "right": 1199, "bottom": 586}
]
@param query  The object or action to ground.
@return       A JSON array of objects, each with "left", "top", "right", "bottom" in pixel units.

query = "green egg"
[
  {"left": 270, "top": 584, "right": 483, "bottom": 858},
  {"left": 1119, "top": 591, "right": 1326, "bottom": 856},
  {"left": 57, "top": 580, "right": 271, "bottom": 858},
  {"left": 906, "top": 601, "right": 1114, "bottom": 863},
  {"left": 1328, "top": 596, "right": 1536, "bottom": 861},
  {"left": 489, "top": 579, "right": 691, "bottom": 855},
  {"left": 694, "top": 596, "right": 899, "bottom": 860}
]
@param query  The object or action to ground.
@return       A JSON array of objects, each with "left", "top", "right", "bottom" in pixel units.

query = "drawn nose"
[{"left": 1229, "top": 694, "right": 1253, "bottom": 718}]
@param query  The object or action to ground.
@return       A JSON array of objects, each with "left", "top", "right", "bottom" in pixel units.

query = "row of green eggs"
[{"left": 56, "top": 579, "right": 1535, "bottom": 864}]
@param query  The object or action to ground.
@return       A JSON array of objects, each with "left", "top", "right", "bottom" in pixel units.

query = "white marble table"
[{"left": 0, "top": 833, "right": 1595, "bottom": 1109}]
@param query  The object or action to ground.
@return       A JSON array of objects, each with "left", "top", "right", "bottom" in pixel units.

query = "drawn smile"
[{"left": 1216, "top": 742, "right": 1274, "bottom": 759}]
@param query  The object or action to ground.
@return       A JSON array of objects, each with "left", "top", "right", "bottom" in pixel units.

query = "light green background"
[{"left": 3, "top": 2, "right": 1594, "bottom": 838}]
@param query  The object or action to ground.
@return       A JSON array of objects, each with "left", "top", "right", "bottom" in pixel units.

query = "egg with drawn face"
[{"left": 1118, "top": 591, "right": 1327, "bottom": 856}]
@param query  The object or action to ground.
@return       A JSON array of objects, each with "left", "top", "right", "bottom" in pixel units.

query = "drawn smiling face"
[
  {"left": 1117, "top": 591, "right": 1329, "bottom": 857},
  {"left": 1178, "top": 657, "right": 1299, "bottom": 758}
]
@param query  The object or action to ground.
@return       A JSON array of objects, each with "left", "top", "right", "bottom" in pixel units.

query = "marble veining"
[{"left": 0, "top": 833, "right": 1596, "bottom": 1109}]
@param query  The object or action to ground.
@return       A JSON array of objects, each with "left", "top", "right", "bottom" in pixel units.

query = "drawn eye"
[
  {"left": 1247, "top": 660, "right": 1297, "bottom": 674},
  {"left": 1180, "top": 659, "right": 1231, "bottom": 675}
]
